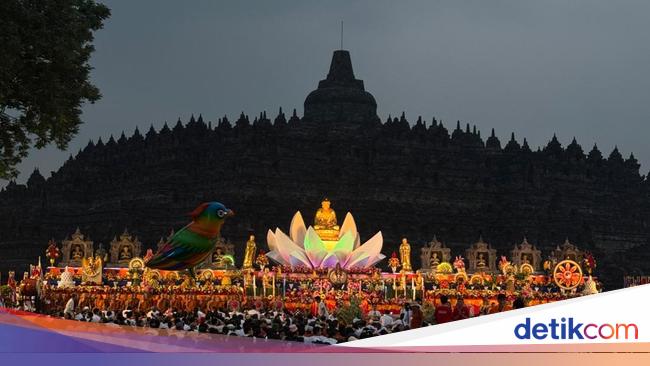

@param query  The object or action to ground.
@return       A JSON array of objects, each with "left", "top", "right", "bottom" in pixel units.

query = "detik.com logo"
[{"left": 514, "top": 317, "right": 638, "bottom": 340}]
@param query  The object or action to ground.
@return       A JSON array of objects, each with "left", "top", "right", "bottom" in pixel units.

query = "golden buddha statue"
[
  {"left": 399, "top": 238, "right": 412, "bottom": 271},
  {"left": 415, "top": 271, "right": 424, "bottom": 290},
  {"left": 262, "top": 268, "right": 272, "bottom": 287},
  {"left": 314, "top": 198, "right": 340, "bottom": 242},
  {"left": 243, "top": 270, "right": 254, "bottom": 287},
  {"left": 242, "top": 234, "right": 257, "bottom": 269}
]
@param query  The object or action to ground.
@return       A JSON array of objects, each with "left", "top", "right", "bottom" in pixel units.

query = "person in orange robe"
[
  {"left": 310, "top": 297, "right": 318, "bottom": 317},
  {"left": 360, "top": 297, "right": 370, "bottom": 315},
  {"left": 93, "top": 294, "right": 101, "bottom": 310},
  {"left": 157, "top": 296, "right": 170, "bottom": 312},
  {"left": 325, "top": 292, "right": 336, "bottom": 313},
  {"left": 186, "top": 295, "right": 197, "bottom": 313}
]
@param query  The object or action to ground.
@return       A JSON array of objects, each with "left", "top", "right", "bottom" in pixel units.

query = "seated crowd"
[{"left": 49, "top": 293, "right": 525, "bottom": 344}]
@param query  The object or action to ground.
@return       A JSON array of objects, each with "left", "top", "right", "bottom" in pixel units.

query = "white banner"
[{"left": 341, "top": 284, "right": 650, "bottom": 347}]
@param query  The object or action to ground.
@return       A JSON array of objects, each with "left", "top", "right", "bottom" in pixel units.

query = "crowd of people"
[
  {"left": 41, "top": 291, "right": 525, "bottom": 344},
  {"left": 1, "top": 277, "right": 535, "bottom": 344}
]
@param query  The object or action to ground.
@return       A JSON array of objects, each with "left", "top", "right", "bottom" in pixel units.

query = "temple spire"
[
  {"left": 303, "top": 50, "right": 377, "bottom": 123},
  {"left": 326, "top": 50, "right": 356, "bottom": 82},
  {"left": 340, "top": 20, "right": 344, "bottom": 50}
]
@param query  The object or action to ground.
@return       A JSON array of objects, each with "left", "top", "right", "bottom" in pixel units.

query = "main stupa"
[{"left": 303, "top": 50, "right": 378, "bottom": 124}]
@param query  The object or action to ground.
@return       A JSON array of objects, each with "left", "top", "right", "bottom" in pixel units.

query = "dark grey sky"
[{"left": 4, "top": 0, "right": 650, "bottom": 186}]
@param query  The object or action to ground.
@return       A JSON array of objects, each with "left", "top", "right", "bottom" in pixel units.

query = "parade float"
[{"left": 2, "top": 200, "right": 601, "bottom": 316}]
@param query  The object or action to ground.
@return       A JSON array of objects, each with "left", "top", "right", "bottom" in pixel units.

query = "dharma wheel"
[{"left": 553, "top": 260, "right": 583, "bottom": 290}]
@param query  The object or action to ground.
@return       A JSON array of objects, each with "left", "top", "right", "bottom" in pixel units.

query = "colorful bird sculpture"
[{"left": 145, "top": 202, "right": 233, "bottom": 274}]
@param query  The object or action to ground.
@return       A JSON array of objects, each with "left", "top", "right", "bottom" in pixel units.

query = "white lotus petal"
[
  {"left": 274, "top": 228, "right": 307, "bottom": 265},
  {"left": 267, "top": 229, "right": 278, "bottom": 253},
  {"left": 367, "top": 254, "right": 386, "bottom": 267},
  {"left": 320, "top": 253, "right": 340, "bottom": 269},
  {"left": 345, "top": 252, "right": 370, "bottom": 269},
  {"left": 266, "top": 250, "right": 284, "bottom": 264},
  {"left": 332, "top": 231, "right": 355, "bottom": 264},
  {"left": 344, "top": 231, "right": 383, "bottom": 268},
  {"left": 288, "top": 251, "right": 312, "bottom": 268},
  {"left": 339, "top": 212, "right": 357, "bottom": 239},
  {"left": 304, "top": 227, "right": 328, "bottom": 267},
  {"left": 342, "top": 249, "right": 366, "bottom": 269},
  {"left": 289, "top": 211, "right": 307, "bottom": 247},
  {"left": 360, "top": 231, "right": 384, "bottom": 263}
]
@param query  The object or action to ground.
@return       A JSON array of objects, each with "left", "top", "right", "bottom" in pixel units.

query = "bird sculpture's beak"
[{"left": 226, "top": 209, "right": 235, "bottom": 217}]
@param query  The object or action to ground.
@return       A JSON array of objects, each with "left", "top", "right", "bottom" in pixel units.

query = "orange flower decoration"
[{"left": 553, "top": 260, "right": 583, "bottom": 290}]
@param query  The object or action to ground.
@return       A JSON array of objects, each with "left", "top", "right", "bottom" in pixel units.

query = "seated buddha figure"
[
  {"left": 119, "top": 245, "right": 132, "bottom": 260},
  {"left": 71, "top": 245, "right": 83, "bottom": 260},
  {"left": 477, "top": 253, "right": 487, "bottom": 268},
  {"left": 314, "top": 198, "right": 340, "bottom": 241},
  {"left": 430, "top": 252, "right": 441, "bottom": 268},
  {"left": 213, "top": 247, "right": 225, "bottom": 268}
]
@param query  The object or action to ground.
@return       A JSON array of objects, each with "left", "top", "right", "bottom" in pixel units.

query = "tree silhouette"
[{"left": 0, "top": 0, "right": 110, "bottom": 178}]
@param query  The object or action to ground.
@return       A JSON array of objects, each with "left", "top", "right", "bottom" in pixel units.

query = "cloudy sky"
[{"left": 4, "top": 0, "right": 650, "bottom": 186}]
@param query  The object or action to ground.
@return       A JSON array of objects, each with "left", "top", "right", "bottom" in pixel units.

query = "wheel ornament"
[{"left": 553, "top": 260, "right": 583, "bottom": 290}]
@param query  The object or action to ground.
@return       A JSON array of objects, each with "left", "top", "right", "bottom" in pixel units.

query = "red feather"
[{"left": 189, "top": 202, "right": 210, "bottom": 220}]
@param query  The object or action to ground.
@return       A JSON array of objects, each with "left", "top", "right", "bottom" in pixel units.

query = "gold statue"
[
  {"left": 399, "top": 238, "right": 412, "bottom": 271},
  {"left": 243, "top": 270, "right": 254, "bottom": 288},
  {"left": 477, "top": 253, "right": 487, "bottom": 268},
  {"left": 314, "top": 198, "right": 340, "bottom": 241},
  {"left": 242, "top": 234, "right": 257, "bottom": 269},
  {"left": 415, "top": 271, "right": 424, "bottom": 290},
  {"left": 81, "top": 256, "right": 102, "bottom": 284},
  {"left": 314, "top": 198, "right": 339, "bottom": 230},
  {"left": 262, "top": 267, "right": 273, "bottom": 294}
]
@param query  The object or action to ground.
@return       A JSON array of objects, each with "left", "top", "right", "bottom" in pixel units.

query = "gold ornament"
[{"left": 553, "top": 260, "right": 583, "bottom": 290}]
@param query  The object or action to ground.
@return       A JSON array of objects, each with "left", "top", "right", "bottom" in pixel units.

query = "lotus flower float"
[{"left": 266, "top": 211, "right": 385, "bottom": 270}]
